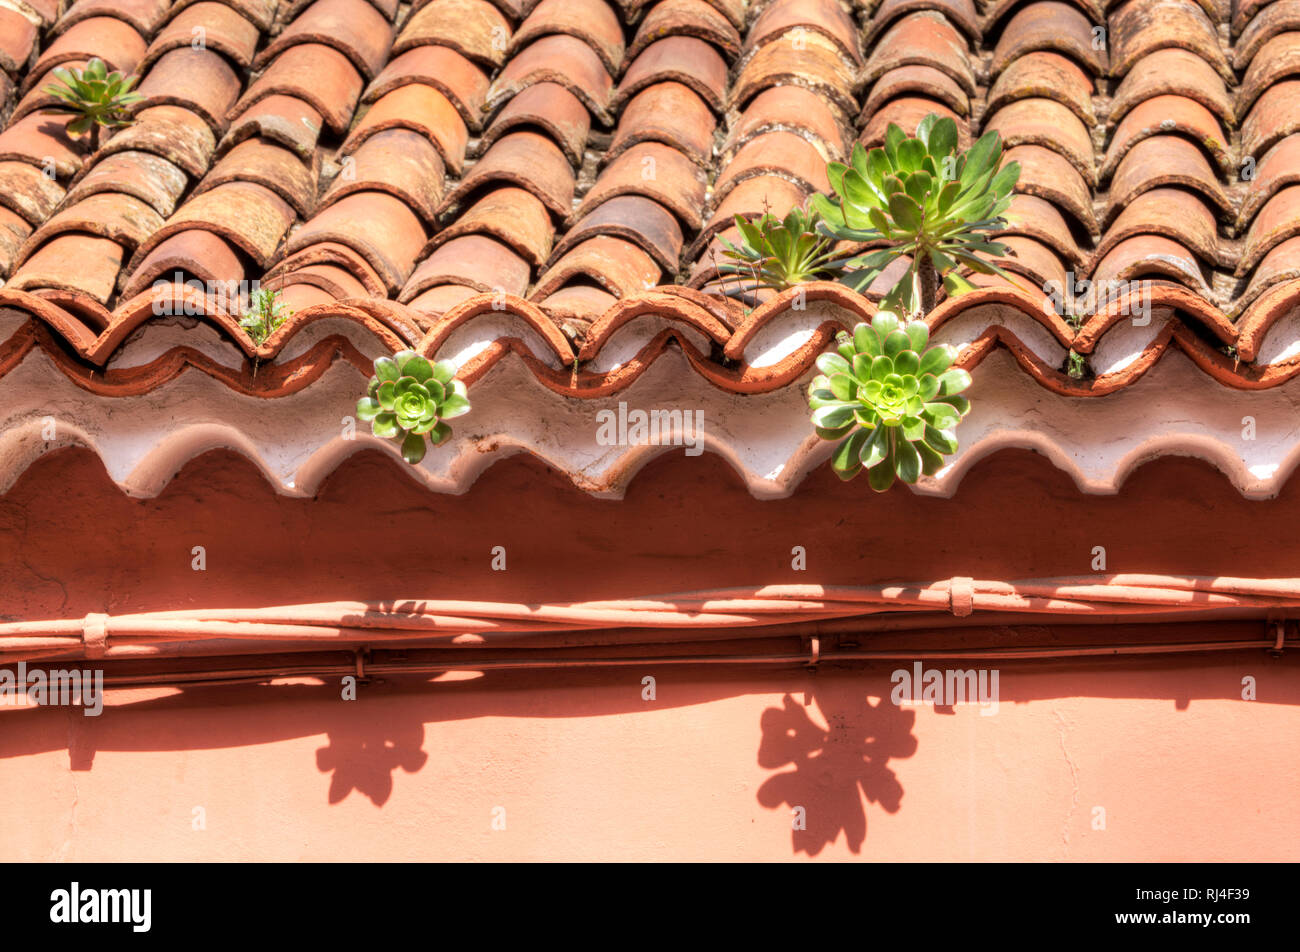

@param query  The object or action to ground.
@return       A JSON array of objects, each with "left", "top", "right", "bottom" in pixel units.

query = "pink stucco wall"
[
  {"left": 2, "top": 656, "right": 1296, "bottom": 861},
  {"left": 2, "top": 447, "right": 1299, "bottom": 860}
]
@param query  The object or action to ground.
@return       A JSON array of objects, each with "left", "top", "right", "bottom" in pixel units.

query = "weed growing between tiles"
[{"left": 40, "top": 57, "right": 142, "bottom": 153}]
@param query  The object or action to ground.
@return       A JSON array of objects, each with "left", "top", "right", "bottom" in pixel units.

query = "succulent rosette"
[
  {"left": 356, "top": 350, "right": 470, "bottom": 464},
  {"left": 808, "top": 312, "right": 971, "bottom": 491}
]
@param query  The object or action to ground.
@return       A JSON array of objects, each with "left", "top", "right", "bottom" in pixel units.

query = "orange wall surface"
[
  {"left": 2, "top": 656, "right": 1298, "bottom": 861},
  {"left": 2, "top": 447, "right": 1299, "bottom": 860}
]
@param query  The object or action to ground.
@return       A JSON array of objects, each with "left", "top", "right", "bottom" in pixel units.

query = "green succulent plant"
[
  {"left": 808, "top": 311, "right": 971, "bottom": 491},
  {"left": 811, "top": 114, "right": 1020, "bottom": 318},
  {"left": 716, "top": 206, "right": 845, "bottom": 295},
  {"left": 239, "top": 286, "right": 291, "bottom": 345},
  {"left": 356, "top": 350, "right": 470, "bottom": 465},
  {"left": 41, "top": 57, "right": 143, "bottom": 149}
]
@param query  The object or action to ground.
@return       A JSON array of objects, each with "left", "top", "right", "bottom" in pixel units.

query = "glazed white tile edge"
[{"left": 4, "top": 303, "right": 1300, "bottom": 498}]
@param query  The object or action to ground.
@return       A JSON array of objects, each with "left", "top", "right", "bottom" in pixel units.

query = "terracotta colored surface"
[
  {"left": 2, "top": 0, "right": 1300, "bottom": 367},
  {"left": 2, "top": 448, "right": 1299, "bottom": 859}
]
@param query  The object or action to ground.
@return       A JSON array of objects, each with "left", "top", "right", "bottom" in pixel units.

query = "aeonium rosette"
[
  {"left": 356, "top": 350, "right": 470, "bottom": 465},
  {"left": 808, "top": 311, "right": 971, "bottom": 491}
]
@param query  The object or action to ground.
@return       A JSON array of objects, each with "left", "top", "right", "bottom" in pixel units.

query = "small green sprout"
[{"left": 239, "top": 286, "right": 291, "bottom": 346}]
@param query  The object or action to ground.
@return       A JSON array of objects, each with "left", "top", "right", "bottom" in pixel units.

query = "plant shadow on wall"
[
  {"left": 756, "top": 676, "right": 918, "bottom": 856},
  {"left": 314, "top": 713, "right": 429, "bottom": 806}
]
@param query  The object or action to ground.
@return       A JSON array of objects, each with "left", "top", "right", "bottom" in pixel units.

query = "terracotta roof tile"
[
  {"left": 139, "top": 3, "right": 260, "bottom": 73},
  {"left": 739, "top": 33, "right": 855, "bottom": 116},
  {"left": 405, "top": 283, "right": 481, "bottom": 315},
  {"left": 618, "top": 36, "right": 728, "bottom": 113},
  {"left": 1239, "top": 234, "right": 1300, "bottom": 314},
  {"left": 748, "top": 0, "right": 862, "bottom": 66},
  {"left": 172, "top": 0, "right": 276, "bottom": 31},
  {"left": 490, "top": 33, "right": 614, "bottom": 122},
  {"left": 100, "top": 104, "right": 215, "bottom": 178},
  {"left": 1092, "top": 235, "right": 1213, "bottom": 299},
  {"left": 0, "top": 159, "right": 64, "bottom": 224},
  {"left": 511, "top": 0, "right": 625, "bottom": 75},
  {"left": 395, "top": 0, "right": 513, "bottom": 69},
  {"left": 255, "top": 0, "right": 394, "bottom": 81},
  {"left": 1235, "top": 2, "right": 1300, "bottom": 71},
  {"left": 986, "top": 51, "right": 1094, "bottom": 125},
  {"left": 427, "top": 186, "right": 555, "bottom": 265},
  {"left": 54, "top": 0, "right": 170, "bottom": 35},
  {"left": 866, "top": 0, "right": 980, "bottom": 43},
  {"left": 65, "top": 149, "right": 188, "bottom": 217},
  {"left": 1002, "top": 194, "right": 1087, "bottom": 268},
  {"left": 1095, "top": 187, "right": 1220, "bottom": 269},
  {"left": 861, "top": 98, "right": 968, "bottom": 150},
  {"left": 626, "top": 0, "right": 741, "bottom": 61},
  {"left": 1007, "top": 143, "right": 1097, "bottom": 235},
  {"left": 1102, "top": 95, "right": 1231, "bottom": 180},
  {"left": 552, "top": 194, "right": 684, "bottom": 272},
  {"left": 120, "top": 228, "right": 245, "bottom": 299},
  {"left": 10, "top": 233, "right": 124, "bottom": 302},
  {"left": 728, "top": 84, "right": 845, "bottom": 160},
  {"left": 1106, "top": 136, "right": 1231, "bottom": 226},
  {"left": 0, "top": 207, "right": 31, "bottom": 275},
  {"left": 133, "top": 180, "right": 294, "bottom": 270},
  {"left": 196, "top": 138, "right": 318, "bottom": 218},
  {"left": 989, "top": 2, "right": 1106, "bottom": 79},
  {"left": 234, "top": 44, "right": 363, "bottom": 134},
  {"left": 608, "top": 81, "right": 716, "bottom": 166},
  {"left": 27, "top": 17, "right": 146, "bottom": 86},
  {"left": 984, "top": 98, "right": 1095, "bottom": 183},
  {"left": 443, "top": 130, "right": 573, "bottom": 216},
  {"left": 690, "top": 174, "right": 808, "bottom": 257},
  {"left": 1242, "top": 79, "right": 1300, "bottom": 159},
  {"left": 861, "top": 12, "right": 975, "bottom": 96},
  {"left": 286, "top": 190, "right": 426, "bottom": 292},
  {"left": 342, "top": 83, "right": 468, "bottom": 174},
  {"left": 477, "top": 81, "right": 590, "bottom": 166},
  {"left": 20, "top": 192, "right": 162, "bottom": 264},
  {"left": 402, "top": 234, "right": 531, "bottom": 300},
  {"left": 364, "top": 47, "right": 489, "bottom": 132},
  {"left": 7, "top": 0, "right": 1300, "bottom": 371},
  {"left": 1111, "top": 48, "right": 1233, "bottom": 128},
  {"left": 322, "top": 128, "right": 443, "bottom": 223},
  {"left": 1240, "top": 134, "right": 1300, "bottom": 227},
  {"left": 711, "top": 130, "right": 832, "bottom": 205},
  {"left": 282, "top": 261, "right": 374, "bottom": 301},
  {"left": 864, "top": 64, "right": 970, "bottom": 118},
  {"left": 990, "top": 234, "right": 1067, "bottom": 290},
  {"left": 266, "top": 240, "right": 386, "bottom": 296},
  {"left": 220, "top": 95, "right": 323, "bottom": 162},
  {"left": 573, "top": 140, "right": 707, "bottom": 229},
  {"left": 0, "top": 11, "right": 39, "bottom": 76},
  {"left": 1108, "top": 0, "right": 1230, "bottom": 81},
  {"left": 1240, "top": 32, "right": 1300, "bottom": 115},
  {"left": 1241, "top": 185, "right": 1300, "bottom": 274}
]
